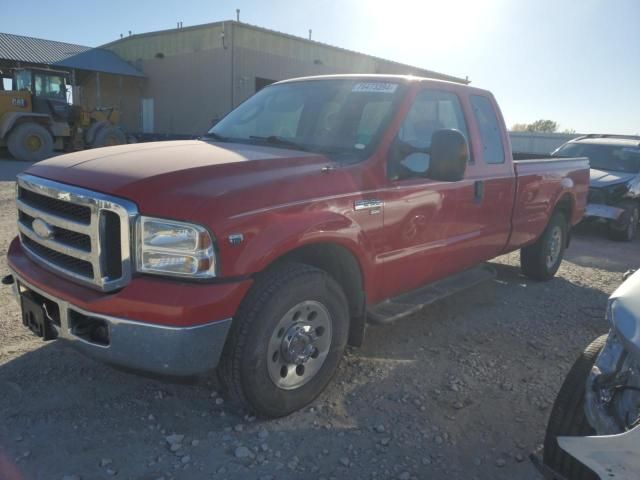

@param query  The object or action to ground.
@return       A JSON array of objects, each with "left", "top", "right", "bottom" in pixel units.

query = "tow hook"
[{"left": 2, "top": 274, "right": 15, "bottom": 285}]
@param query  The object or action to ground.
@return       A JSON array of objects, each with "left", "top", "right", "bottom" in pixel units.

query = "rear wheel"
[
  {"left": 7, "top": 123, "right": 54, "bottom": 161},
  {"left": 218, "top": 263, "right": 349, "bottom": 417},
  {"left": 542, "top": 335, "right": 608, "bottom": 480},
  {"left": 521, "top": 212, "right": 567, "bottom": 281},
  {"left": 608, "top": 202, "right": 639, "bottom": 242},
  {"left": 92, "top": 126, "right": 126, "bottom": 148}
]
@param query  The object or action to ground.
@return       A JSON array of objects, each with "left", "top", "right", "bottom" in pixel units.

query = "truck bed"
[
  {"left": 512, "top": 152, "right": 557, "bottom": 161},
  {"left": 505, "top": 155, "right": 590, "bottom": 252}
]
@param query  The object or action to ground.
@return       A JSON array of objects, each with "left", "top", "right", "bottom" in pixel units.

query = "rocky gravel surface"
[{"left": 0, "top": 160, "right": 638, "bottom": 480}]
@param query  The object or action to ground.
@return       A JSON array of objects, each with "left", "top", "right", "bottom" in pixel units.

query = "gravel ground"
[{"left": 0, "top": 157, "right": 638, "bottom": 480}]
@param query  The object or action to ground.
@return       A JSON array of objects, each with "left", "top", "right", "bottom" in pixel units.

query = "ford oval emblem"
[{"left": 32, "top": 218, "right": 55, "bottom": 240}]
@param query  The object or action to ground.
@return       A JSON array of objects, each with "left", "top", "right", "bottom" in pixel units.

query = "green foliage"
[{"left": 511, "top": 119, "right": 563, "bottom": 133}]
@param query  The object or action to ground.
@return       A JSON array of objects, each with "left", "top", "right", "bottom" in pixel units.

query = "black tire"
[
  {"left": 543, "top": 335, "right": 608, "bottom": 480},
  {"left": 608, "top": 202, "right": 639, "bottom": 242},
  {"left": 521, "top": 212, "right": 568, "bottom": 281},
  {"left": 92, "top": 126, "right": 126, "bottom": 148},
  {"left": 7, "top": 122, "right": 54, "bottom": 161},
  {"left": 218, "top": 262, "right": 349, "bottom": 417}
]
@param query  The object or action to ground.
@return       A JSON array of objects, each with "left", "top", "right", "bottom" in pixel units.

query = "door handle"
[{"left": 474, "top": 180, "right": 484, "bottom": 203}]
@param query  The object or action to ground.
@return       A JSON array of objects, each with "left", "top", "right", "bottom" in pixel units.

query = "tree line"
[{"left": 511, "top": 119, "right": 575, "bottom": 134}]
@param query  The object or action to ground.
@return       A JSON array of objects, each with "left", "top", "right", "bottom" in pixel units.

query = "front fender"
[
  {"left": 218, "top": 207, "right": 377, "bottom": 295},
  {"left": 0, "top": 112, "right": 52, "bottom": 138}
]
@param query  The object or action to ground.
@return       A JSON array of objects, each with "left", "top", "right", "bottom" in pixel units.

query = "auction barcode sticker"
[{"left": 352, "top": 82, "right": 398, "bottom": 93}]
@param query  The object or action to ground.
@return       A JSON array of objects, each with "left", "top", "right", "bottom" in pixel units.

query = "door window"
[
  {"left": 391, "top": 89, "right": 469, "bottom": 178},
  {"left": 14, "top": 70, "right": 32, "bottom": 92},
  {"left": 470, "top": 95, "right": 505, "bottom": 164}
]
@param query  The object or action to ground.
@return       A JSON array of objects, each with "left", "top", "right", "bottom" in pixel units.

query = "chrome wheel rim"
[
  {"left": 546, "top": 226, "right": 562, "bottom": 269},
  {"left": 267, "top": 300, "right": 332, "bottom": 390}
]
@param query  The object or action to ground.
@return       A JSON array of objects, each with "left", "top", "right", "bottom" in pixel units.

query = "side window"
[
  {"left": 356, "top": 100, "right": 393, "bottom": 146},
  {"left": 470, "top": 95, "right": 505, "bottom": 164},
  {"left": 392, "top": 89, "right": 469, "bottom": 177}
]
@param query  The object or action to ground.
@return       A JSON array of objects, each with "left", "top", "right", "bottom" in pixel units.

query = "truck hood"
[
  {"left": 590, "top": 168, "right": 635, "bottom": 188},
  {"left": 26, "top": 140, "right": 336, "bottom": 220}
]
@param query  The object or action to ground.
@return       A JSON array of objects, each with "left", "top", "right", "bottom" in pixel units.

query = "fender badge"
[{"left": 228, "top": 234, "right": 244, "bottom": 246}]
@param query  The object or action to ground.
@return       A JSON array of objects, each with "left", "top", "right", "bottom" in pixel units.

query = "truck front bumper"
[{"left": 7, "top": 238, "right": 253, "bottom": 376}]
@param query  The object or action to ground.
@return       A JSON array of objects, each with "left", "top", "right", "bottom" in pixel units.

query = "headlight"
[{"left": 136, "top": 216, "right": 216, "bottom": 278}]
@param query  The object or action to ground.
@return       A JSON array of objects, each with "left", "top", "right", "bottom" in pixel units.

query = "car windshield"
[
  {"left": 207, "top": 79, "right": 406, "bottom": 160},
  {"left": 554, "top": 142, "right": 640, "bottom": 173}
]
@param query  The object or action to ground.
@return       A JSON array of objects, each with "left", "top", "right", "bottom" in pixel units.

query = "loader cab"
[{"left": 12, "top": 68, "right": 71, "bottom": 122}]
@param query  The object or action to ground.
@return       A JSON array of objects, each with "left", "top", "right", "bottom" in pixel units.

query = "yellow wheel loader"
[{"left": 0, "top": 68, "right": 125, "bottom": 161}]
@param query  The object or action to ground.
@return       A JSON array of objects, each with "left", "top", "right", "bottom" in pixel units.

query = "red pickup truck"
[{"left": 6, "top": 75, "right": 589, "bottom": 417}]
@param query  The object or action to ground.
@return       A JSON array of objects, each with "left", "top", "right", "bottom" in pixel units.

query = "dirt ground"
[{"left": 0, "top": 156, "right": 638, "bottom": 480}]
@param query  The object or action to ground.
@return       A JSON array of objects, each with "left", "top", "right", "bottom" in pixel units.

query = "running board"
[{"left": 367, "top": 264, "right": 496, "bottom": 324}]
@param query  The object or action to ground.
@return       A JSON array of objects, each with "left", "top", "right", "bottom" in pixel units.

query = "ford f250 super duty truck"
[{"left": 5, "top": 75, "right": 589, "bottom": 417}]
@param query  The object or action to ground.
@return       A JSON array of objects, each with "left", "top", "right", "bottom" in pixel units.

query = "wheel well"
[
  {"left": 554, "top": 193, "right": 573, "bottom": 221},
  {"left": 267, "top": 243, "right": 367, "bottom": 346},
  {"left": 554, "top": 193, "right": 574, "bottom": 247},
  {"left": 8, "top": 117, "right": 52, "bottom": 137}
]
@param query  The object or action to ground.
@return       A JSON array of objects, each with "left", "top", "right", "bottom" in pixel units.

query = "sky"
[{"left": 2, "top": 0, "right": 638, "bottom": 134}]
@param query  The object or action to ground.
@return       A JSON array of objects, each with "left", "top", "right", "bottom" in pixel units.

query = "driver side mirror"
[{"left": 427, "top": 129, "right": 469, "bottom": 182}]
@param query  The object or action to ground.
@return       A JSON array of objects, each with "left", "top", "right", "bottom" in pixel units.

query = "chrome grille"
[{"left": 16, "top": 174, "right": 137, "bottom": 292}]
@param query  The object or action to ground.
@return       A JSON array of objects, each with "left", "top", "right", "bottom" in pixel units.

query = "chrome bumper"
[{"left": 9, "top": 269, "right": 232, "bottom": 376}]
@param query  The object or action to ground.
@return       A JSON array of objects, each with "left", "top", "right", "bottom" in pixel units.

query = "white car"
[{"left": 536, "top": 269, "right": 640, "bottom": 479}]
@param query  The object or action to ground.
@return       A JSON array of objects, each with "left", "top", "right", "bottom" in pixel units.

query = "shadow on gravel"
[
  {"left": 567, "top": 222, "right": 640, "bottom": 273},
  {"left": 342, "top": 265, "right": 611, "bottom": 479}
]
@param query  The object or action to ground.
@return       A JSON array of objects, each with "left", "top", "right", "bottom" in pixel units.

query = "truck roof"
[{"left": 274, "top": 74, "right": 492, "bottom": 96}]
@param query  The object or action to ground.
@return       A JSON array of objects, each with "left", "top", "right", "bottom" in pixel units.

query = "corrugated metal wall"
[
  {"left": 106, "top": 24, "right": 232, "bottom": 134},
  {"left": 107, "top": 25, "right": 226, "bottom": 61},
  {"left": 231, "top": 24, "right": 447, "bottom": 106}
]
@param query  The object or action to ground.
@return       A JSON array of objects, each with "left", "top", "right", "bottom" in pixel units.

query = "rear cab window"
[{"left": 470, "top": 95, "right": 505, "bottom": 164}]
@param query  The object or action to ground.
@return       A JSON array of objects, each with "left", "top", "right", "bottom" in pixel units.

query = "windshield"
[
  {"left": 554, "top": 142, "right": 640, "bottom": 173},
  {"left": 208, "top": 79, "right": 406, "bottom": 159},
  {"left": 34, "top": 73, "right": 67, "bottom": 100},
  {"left": 14, "top": 70, "right": 32, "bottom": 92}
]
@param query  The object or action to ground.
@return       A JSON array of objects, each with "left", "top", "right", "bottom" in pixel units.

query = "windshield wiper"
[
  {"left": 202, "top": 131, "right": 229, "bottom": 141},
  {"left": 249, "top": 135, "right": 308, "bottom": 152}
]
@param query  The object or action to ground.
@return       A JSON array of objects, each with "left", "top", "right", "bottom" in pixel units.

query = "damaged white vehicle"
[{"left": 536, "top": 269, "right": 640, "bottom": 480}]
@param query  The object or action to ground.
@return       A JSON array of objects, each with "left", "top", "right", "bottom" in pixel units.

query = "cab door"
[
  {"left": 449, "top": 93, "right": 515, "bottom": 267},
  {"left": 379, "top": 88, "right": 472, "bottom": 299}
]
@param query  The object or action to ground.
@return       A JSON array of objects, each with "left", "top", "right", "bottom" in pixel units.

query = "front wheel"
[
  {"left": 218, "top": 263, "right": 349, "bottom": 417},
  {"left": 542, "top": 335, "right": 608, "bottom": 480},
  {"left": 521, "top": 212, "right": 568, "bottom": 281},
  {"left": 7, "top": 123, "right": 54, "bottom": 161},
  {"left": 92, "top": 126, "right": 126, "bottom": 148}
]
